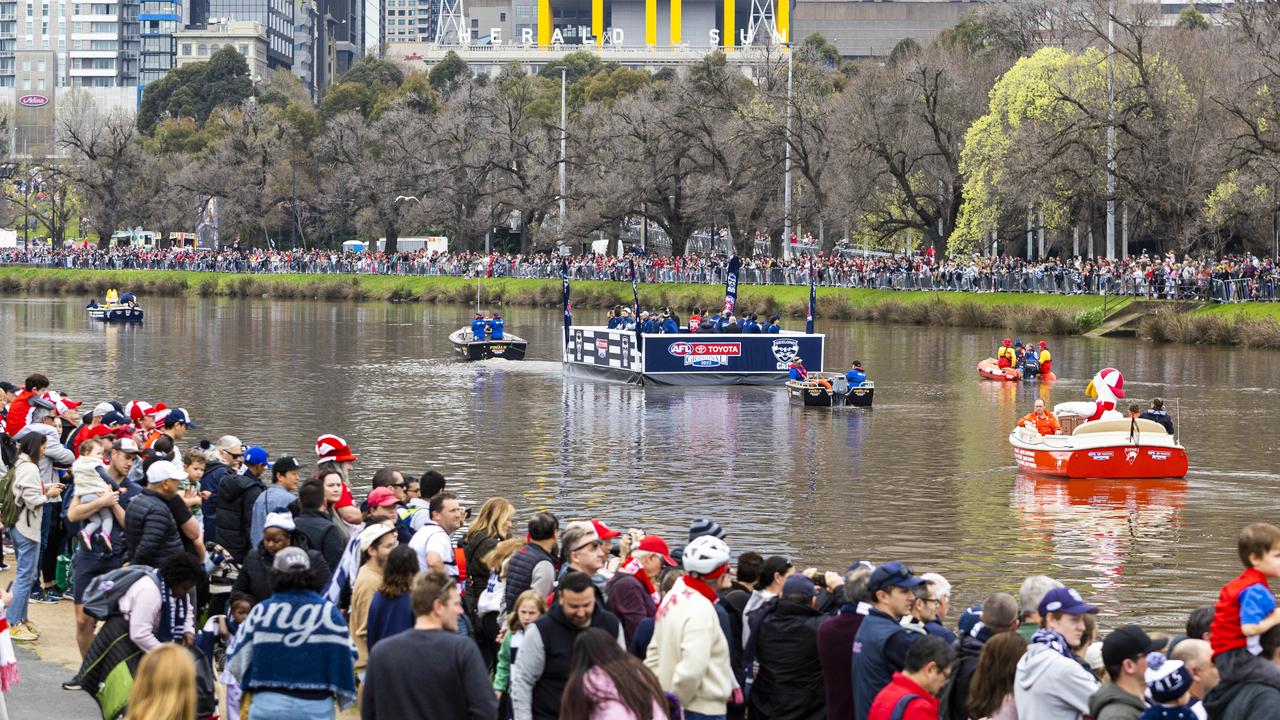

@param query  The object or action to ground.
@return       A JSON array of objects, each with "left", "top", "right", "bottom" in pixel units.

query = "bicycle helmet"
[{"left": 682, "top": 536, "right": 731, "bottom": 575}]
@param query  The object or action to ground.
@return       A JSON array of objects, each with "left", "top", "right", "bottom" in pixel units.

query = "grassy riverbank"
[
  {"left": 7, "top": 265, "right": 1280, "bottom": 346},
  {"left": 0, "top": 266, "right": 1118, "bottom": 336}
]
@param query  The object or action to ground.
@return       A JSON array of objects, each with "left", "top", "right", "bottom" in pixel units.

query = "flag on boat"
[
  {"left": 806, "top": 256, "right": 816, "bottom": 334},
  {"left": 561, "top": 260, "right": 572, "bottom": 348},
  {"left": 722, "top": 256, "right": 741, "bottom": 317}
]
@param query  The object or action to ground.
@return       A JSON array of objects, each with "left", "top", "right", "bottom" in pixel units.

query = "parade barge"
[
  {"left": 1010, "top": 417, "right": 1188, "bottom": 479},
  {"left": 563, "top": 326, "right": 825, "bottom": 386}
]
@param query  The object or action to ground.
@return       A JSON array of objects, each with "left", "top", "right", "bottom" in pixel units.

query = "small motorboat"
[
  {"left": 87, "top": 304, "right": 144, "bottom": 323},
  {"left": 448, "top": 328, "right": 528, "bottom": 361},
  {"left": 786, "top": 373, "right": 875, "bottom": 408},
  {"left": 1009, "top": 415, "right": 1188, "bottom": 479},
  {"left": 978, "top": 358, "right": 1020, "bottom": 381}
]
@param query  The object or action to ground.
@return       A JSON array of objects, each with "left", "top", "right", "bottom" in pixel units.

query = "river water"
[{"left": 1, "top": 295, "right": 1274, "bottom": 630}]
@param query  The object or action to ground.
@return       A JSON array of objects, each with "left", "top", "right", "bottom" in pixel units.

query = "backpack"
[
  {"left": 0, "top": 460, "right": 22, "bottom": 528},
  {"left": 936, "top": 655, "right": 971, "bottom": 720},
  {"left": 891, "top": 694, "right": 922, "bottom": 720},
  {"left": 0, "top": 432, "right": 15, "bottom": 470},
  {"left": 82, "top": 566, "right": 160, "bottom": 621}
]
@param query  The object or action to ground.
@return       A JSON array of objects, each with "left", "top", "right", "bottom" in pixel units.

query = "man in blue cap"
[
  {"left": 214, "top": 445, "right": 270, "bottom": 563},
  {"left": 1014, "top": 586, "right": 1101, "bottom": 720},
  {"left": 852, "top": 561, "right": 925, "bottom": 720}
]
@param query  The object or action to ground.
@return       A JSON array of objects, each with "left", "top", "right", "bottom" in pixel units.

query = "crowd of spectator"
[{"left": 2, "top": 246, "right": 1279, "bottom": 303}]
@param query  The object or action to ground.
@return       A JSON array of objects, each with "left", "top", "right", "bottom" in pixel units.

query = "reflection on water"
[{"left": 0, "top": 295, "right": 1275, "bottom": 629}]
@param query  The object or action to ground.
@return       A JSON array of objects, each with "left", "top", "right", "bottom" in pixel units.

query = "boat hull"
[
  {"left": 978, "top": 358, "right": 1020, "bottom": 381},
  {"left": 88, "top": 306, "right": 144, "bottom": 323},
  {"left": 448, "top": 329, "right": 527, "bottom": 361},
  {"left": 785, "top": 379, "right": 875, "bottom": 408},
  {"left": 1010, "top": 426, "right": 1188, "bottom": 479}
]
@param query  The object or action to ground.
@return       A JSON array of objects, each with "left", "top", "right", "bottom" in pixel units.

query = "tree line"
[{"left": 32, "top": 0, "right": 1280, "bottom": 257}]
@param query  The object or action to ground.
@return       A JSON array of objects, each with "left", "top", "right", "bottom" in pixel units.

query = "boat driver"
[
  {"left": 490, "top": 312, "right": 505, "bottom": 340},
  {"left": 1017, "top": 399, "right": 1063, "bottom": 435},
  {"left": 470, "top": 313, "right": 487, "bottom": 339},
  {"left": 845, "top": 361, "right": 868, "bottom": 387},
  {"left": 790, "top": 358, "right": 832, "bottom": 391}
]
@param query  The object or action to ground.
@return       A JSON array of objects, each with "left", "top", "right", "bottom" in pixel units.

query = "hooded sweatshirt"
[
  {"left": 1013, "top": 642, "right": 1099, "bottom": 720},
  {"left": 1088, "top": 682, "right": 1146, "bottom": 720},
  {"left": 1202, "top": 680, "right": 1280, "bottom": 720}
]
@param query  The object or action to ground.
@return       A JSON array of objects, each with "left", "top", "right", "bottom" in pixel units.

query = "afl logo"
[{"left": 18, "top": 95, "right": 48, "bottom": 107}]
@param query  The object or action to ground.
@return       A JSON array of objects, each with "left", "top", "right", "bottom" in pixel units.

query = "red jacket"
[
  {"left": 3, "top": 390, "right": 34, "bottom": 436},
  {"left": 868, "top": 673, "right": 938, "bottom": 720},
  {"left": 1212, "top": 567, "right": 1269, "bottom": 657}
]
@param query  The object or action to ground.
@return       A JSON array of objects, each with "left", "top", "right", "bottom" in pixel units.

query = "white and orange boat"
[
  {"left": 1010, "top": 417, "right": 1188, "bottom": 479},
  {"left": 978, "top": 357, "right": 1020, "bottom": 381}
]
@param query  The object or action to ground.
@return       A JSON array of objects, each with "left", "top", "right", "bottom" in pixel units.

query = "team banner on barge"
[{"left": 564, "top": 326, "right": 825, "bottom": 385}]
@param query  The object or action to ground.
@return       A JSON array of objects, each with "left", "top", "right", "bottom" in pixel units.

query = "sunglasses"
[{"left": 574, "top": 539, "right": 603, "bottom": 552}]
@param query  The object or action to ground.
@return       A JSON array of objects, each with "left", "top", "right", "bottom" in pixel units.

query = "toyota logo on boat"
[
  {"left": 18, "top": 94, "right": 48, "bottom": 107},
  {"left": 668, "top": 341, "right": 741, "bottom": 368}
]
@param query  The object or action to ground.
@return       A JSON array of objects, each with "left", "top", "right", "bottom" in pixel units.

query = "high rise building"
[
  {"left": 140, "top": 0, "right": 181, "bottom": 84},
  {"left": 203, "top": 0, "right": 294, "bottom": 68},
  {"left": 293, "top": 0, "right": 316, "bottom": 90},
  {"left": 0, "top": 0, "right": 141, "bottom": 89},
  {"left": 382, "top": 0, "right": 433, "bottom": 44}
]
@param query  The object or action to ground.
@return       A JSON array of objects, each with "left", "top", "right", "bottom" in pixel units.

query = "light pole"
[
  {"left": 1105, "top": 0, "right": 1116, "bottom": 260},
  {"left": 558, "top": 66, "right": 567, "bottom": 236},
  {"left": 781, "top": 43, "right": 793, "bottom": 260}
]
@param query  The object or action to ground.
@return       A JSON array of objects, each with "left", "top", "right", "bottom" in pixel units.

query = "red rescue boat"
[
  {"left": 1009, "top": 417, "right": 1188, "bottom": 479},
  {"left": 978, "top": 357, "right": 1020, "bottom": 382}
]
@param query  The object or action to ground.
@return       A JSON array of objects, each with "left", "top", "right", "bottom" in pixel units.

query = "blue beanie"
[{"left": 689, "top": 517, "right": 726, "bottom": 542}]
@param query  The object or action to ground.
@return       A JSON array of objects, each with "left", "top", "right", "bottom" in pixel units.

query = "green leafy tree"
[
  {"left": 137, "top": 46, "right": 252, "bottom": 134},
  {"left": 428, "top": 51, "right": 471, "bottom": 96},
  {"left": 1176, "top": 5, "right": 1210, "bottom": 31}
]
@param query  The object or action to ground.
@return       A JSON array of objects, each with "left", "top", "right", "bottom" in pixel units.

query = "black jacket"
[
  {"left": 530, "top": 603, "right": 622, "bottom": 720},
  {"left": 462, "top": 530, "right": 501, "bottom": 614},
  {"left": 1203, "top": 680, "right": 1280, "bottom": 720},
  {"left": 232, "top": 543, "right": 328, "bottom": 603},
  {"left": 199, "top": 460, "right": 235, "bottom": 542},
  {"left": 214, "top": 471, "right": 266, "bottom": 563},
  {"left": 943, "top": 630, "right": 987, "bottom": 720},
  {"left": 124, "top": 489, "right": 183, "bottom": 568},
  {"left": 748, "top": 598, "right": 827, "bottom": 720},
  {"left": 294, "top": 509, "right": 345, "bottom": 573}
]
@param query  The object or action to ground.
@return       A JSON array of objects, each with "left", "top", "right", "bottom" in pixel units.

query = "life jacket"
[{"left": 1211, "top": 567, "right": 1269, "bottom": 657}]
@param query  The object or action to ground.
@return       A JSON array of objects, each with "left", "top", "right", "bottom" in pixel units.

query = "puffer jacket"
[
  {"left": 125, "top": 489, "right": 183, "bottom": 567},
  {"left": 199, "top": 459, "right": 235, "bottom": 542},
  {"left": 214, "top": 471, "right": 266, "bottom": 563},
  {"left": 747, "top": 598, "right": 826, "bottom": 720},
  {"left": 14, "top": 422, "right": 74, "bottom": 487},
  {"left": 233, "top": 542, "right": 328, "bottom": 602}
]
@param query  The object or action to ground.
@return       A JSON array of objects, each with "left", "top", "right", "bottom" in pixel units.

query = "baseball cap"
[
  {"left": 366, "top": 487, "right": 399, "bottom": 508},
  {"left": 1102, "top": 625, "right": 1167, "bottom": 670},
  {"left": 45, "top": 391, "right": 82, "bottom": 409},
  {"left": 868, "top": 562, "right": 926, "bottom": 593},
  {"left": 0, "top": 381, "right": 16, "bottom": 393},
  {"left": 272, "top": 456, "right": 302, "bottom": 477},
  {"left": 243, "top": 446, "right": 269, "bottom": 466},
  {"left": 782, "top": 574, "right": 817, "bottom": 602},
  {"left": 165, "top": 408, "right": 196, "bottom": 428},
  {"left": 636, "top": 535, "right": 675, "bottom": 566},
  {"left": 591, "top": 519, "right": 620, "bottom": 540},
  {"left": 1038, "top": 587, "right": 1099, "bottom": 617},
  {"left": 146, "top": 460, "right": 189, "bottom": 485},
  {"left": 273, "top": 546, "right": 311, "bottom": 572},
  {"left": 100, "top": 411, "right": 128, "bottom": 427},
  {"left": 92, "top": 401, "right": 116, "bottom": 418},
  {"left": 358, "top": 523, "right": 396, "bottom": 553},
  {"left": 112, "top": 437, "right": 141, "bottom": 455}
]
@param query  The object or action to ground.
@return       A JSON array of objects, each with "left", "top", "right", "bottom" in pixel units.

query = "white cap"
[
  {"left": 264, "top": 512, "right": 296, "bottom": 532},
  {"left": 146, "top": 460, "right": 189, "bottom": 485},
  {"left": 93, "top": 401, "right": 116, "bottom": 417}
]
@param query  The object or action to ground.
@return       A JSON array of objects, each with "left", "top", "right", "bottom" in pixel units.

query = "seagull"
[{"left": 394, "top": 195, "right": 422, "bottom": 204}]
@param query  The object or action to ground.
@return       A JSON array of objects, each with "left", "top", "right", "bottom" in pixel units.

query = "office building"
[
  {"left": 175, "top": 18, "right": 268, "bottom": 77},
  {"left": 203, "top": 0, "right": 294, "bottom": 67}
]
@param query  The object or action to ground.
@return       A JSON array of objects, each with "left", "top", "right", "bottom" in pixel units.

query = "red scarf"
[
  {"left": 683, "top": 576, "right": 720, "bottom": 604},
  {"left": 619, "top": 558, "right": 658, "bottom": 602}
]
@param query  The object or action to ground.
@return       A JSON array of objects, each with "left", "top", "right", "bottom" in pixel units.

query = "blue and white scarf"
[
  {"left": 1031, "top": 627, "right": 1076, "bottom": 660},
  {"left": 226, "top": 589, "right": 357, "bottom": 708},
  {"left": 322, "top": 532, "right": 363, "bottom": 605}
]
